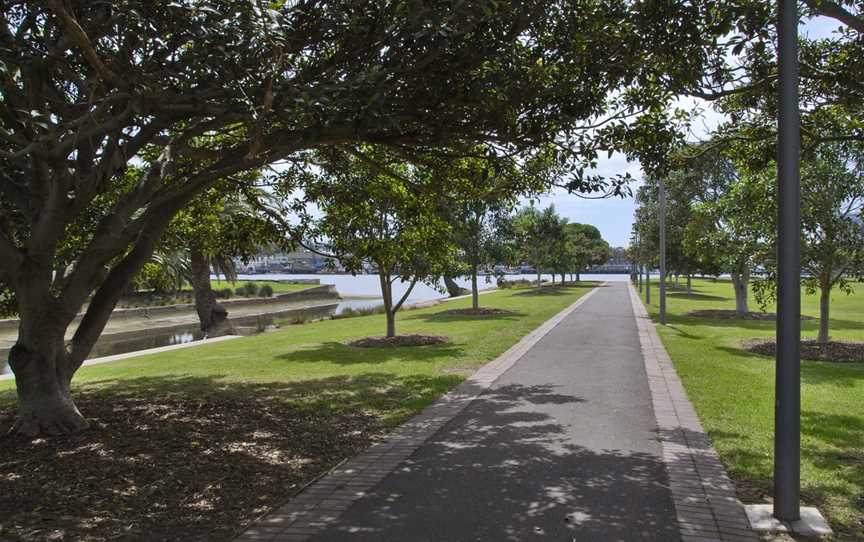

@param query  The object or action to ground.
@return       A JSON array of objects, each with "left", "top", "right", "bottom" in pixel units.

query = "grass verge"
[
  {"left": 639, "top": 278, "right": 863, "bottom": 541},
  {"left": 0, "top": 283, "right": 595, "bottom": 542}
]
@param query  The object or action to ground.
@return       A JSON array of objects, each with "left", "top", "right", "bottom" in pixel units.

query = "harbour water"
[{"left": 240, "top": 272, "right": 631, "bottom": 311}]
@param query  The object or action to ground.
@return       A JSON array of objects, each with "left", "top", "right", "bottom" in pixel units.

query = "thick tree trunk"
[
  {"left": 443, "top": 276, "right": 467, "bottom": 297},
  {"left": 471, "top": 266, "right": 479, "bottom": 310},
  {"left": 8, "top": 323, "right": 88, "bottom": 437},
  {"left": 817, "top": 274, "right": 831, "bottom": 345},
  {"left": 189, "top": 245, "right": 228, "bottom": 334},
  {"left": 731, "top": 269, "right": 749, "bottom": 317}
]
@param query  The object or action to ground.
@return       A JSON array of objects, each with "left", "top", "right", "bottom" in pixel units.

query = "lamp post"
[
  {"left": 774, "top": 0, "right": 801, "bottom": 522},
  {"left": 658, "top": 178, "right": 667, "bottom": 325}
]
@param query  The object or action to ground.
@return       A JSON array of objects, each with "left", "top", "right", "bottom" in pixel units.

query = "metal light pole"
[
  {"left": 637, "top": 232, "right": 643, "bottom": 293},
  {"left": 775, "top": 0, "right": 801, "bottom": 522},
  {"left": 658, "top": 178, "right": 667, "bottom": 325}
]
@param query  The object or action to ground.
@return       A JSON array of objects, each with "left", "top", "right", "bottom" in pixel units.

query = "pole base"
[{"left": 744, "top": 504, "right": 832, "bottom": 538}]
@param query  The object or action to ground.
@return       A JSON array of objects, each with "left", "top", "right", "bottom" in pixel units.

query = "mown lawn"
[
  {"left": 0, "top": 284, "right": 594, "bottom": 542},
  {"left": 639, "top": 278, "right": 863, "bottom": 541}
]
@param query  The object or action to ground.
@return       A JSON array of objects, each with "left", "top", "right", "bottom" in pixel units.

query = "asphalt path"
[{"left": 314, "top": 282, "right": 680, "bottom": 542}]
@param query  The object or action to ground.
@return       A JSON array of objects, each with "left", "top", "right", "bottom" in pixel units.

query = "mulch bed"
[
  {"left": 436, "top": 308, "right": 514, "bottom": 317},
  {"left": 687, "top": 309, "right": 813, "bottom": 321},
  {"left": 0, "top": 390, "right": 385, "bottom": 541},
  {"left": 349, "top": 334, "right": 448, "bottom": 348},
  {"left": 744, "top": 339, "right": 864, "bottom": 363}
]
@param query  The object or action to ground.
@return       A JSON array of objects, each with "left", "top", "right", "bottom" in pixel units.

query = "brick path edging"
[
  {"left": 627, "top": 283, "right": 759, "bottom": 542},
  {"left": 236, "top": 284, "right": 603, "bottom": 541}
]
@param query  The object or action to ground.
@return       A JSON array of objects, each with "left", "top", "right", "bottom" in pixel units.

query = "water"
[{"left": 238, "top": 272, "right": 630, "bottom": 310}]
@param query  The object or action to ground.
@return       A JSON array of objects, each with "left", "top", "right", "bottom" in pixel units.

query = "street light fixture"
[
  {"left": 774, "top": 0, "right": 801, "bottom": 522},
  {"left": 658, "top": 178, "right": 667, "bottom": 325}
]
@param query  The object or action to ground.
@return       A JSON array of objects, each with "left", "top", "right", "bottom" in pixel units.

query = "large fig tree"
[{"left": 0, "top": 0, "right": 728, "bottom": 435}]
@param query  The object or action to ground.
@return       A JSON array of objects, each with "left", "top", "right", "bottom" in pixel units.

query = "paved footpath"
[{"left": 239, "top": 282, "right": 757, "bottom": 542}]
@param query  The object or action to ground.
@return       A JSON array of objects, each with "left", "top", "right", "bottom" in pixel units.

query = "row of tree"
[
  {"left": 632, "top": 141, "right": 864, "bottom": 344},
  {"left": 302, "top": 146, "right": 610, "bottom": 338}
]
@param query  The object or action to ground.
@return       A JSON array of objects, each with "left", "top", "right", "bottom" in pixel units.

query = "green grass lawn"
[
  {"left": 210, "top": 278, "right": 315, "bottom": 294},
  {"left": 0, "top": 283, "right": 596, "bottom": 542},
  {"left": 3, "top": 284, "right": 596, "bottom": 419},
  {"left": 639, "top": 278, "right": 863, "bottom": 541}
]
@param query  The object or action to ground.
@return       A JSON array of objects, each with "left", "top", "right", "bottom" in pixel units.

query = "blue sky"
[{"left": 528, "top": 15, "right": 842, "bottom": 248}]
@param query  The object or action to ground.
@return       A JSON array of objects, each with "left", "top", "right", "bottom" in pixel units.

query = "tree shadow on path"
[{"left": 315, "top": 380, "right": 680, "bottom": 542}]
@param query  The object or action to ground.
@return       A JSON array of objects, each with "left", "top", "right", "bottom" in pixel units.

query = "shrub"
[
  {"left": 216, "top": 288, "right": 233, "bottom": 299},
  {"left": 258, "top": 284, "right": 274, "bottom": 297},
  {"left": 331, "top": 304, "right": 386, "bottom": 319},
  {"left": 243, "top": 282, "right": 259, "bottom": 296},
  {"left": 235, "top": 287, "right": 246, "bottom": 297}
]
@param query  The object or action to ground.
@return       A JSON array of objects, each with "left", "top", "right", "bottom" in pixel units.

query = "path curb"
[
  {"left": 627, "top": 283, "right": 759, "bottom": 542},
  {"left": 236, "top": 285, "right": 602, "bottom": 542}
]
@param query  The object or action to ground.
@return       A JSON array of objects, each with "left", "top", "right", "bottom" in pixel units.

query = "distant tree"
[
  {"left": 306, "top": 148, "right": 456, "bottom": 338},
  {"left": 513, "top": 205, "right": 568, "bottom": 287},
  {"left": 442, "top": 151, "right": 554, "bottom": 307},
  {"left": 566, "top": 223, "right": 611, "bottom": 281}
]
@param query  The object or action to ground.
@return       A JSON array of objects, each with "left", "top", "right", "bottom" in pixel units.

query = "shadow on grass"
[
  {"left": 0, "top": 372, "right": 462, "bottom": 542},
  {"left": 668, "top": 292, "right": 728, "bottom": 301},
  {"left": 510, "top": 283, "right": 599, "bottom": 298},
  {"left": 274, "top": 341, "right": 466, "bottom": 365},
  {"left": 405, "top": 310, "right": 525, "bottom": 323},
  {"left": 699, "top": 415, "right": 864, "bottom": 541}
]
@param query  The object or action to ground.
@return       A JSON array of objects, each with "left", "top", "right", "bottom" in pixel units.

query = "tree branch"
[
  {"left": 392, "top": 278, "right": 418, "bottom": 313},
  {"left": 804, "top": 0, "right": 864, "bottom": 33},
  {"left": 45, "top": 0, "right": 128, "bottom": 90}
]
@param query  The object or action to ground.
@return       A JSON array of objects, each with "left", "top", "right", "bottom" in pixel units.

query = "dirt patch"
[
  {"left": 744, "top": 339, "right": 864, "bottom": 363},
  {"left": 687, "top": 309, "right": 813, "bottom": 321},
  {"left": 437, "top": 308, "right": 515, "bottom": 317},
  {"left": 349, "top": 334, "right": 448, "bottom": 348},
  {"left": 0, "top": 390, "right": 384, "bottom": 542}
]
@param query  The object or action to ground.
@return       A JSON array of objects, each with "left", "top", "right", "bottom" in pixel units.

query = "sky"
[{"left": 529, "top": 15, "right": 843, "bottom": 249}]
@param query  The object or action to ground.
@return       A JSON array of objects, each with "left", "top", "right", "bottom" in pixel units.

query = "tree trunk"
[
  {"left": 536, "top": 270, "right": 541, "bottom": 288},
  {"left": 686, "top": 274, "right": 692, "bottom": 296},
  {"left": 443, "top": 276, "right": 466, "bottom": 298},
  {"left": 7, "top": 319, "right": 88, "bottom": 437},
  {"left": 645, "top": 267, "right": 650, "bottom": 304},
  {"left": 379, "top": 272, "right": 396, "bottom": 338},
  {"left": 576, "top": 271, "right": 580, "bottom": 282},
  {"left": 817, "top": 274, "right": 831, "bottom": 345},
  {"left": 189, "top": 245, "right": 228, "bottom": 334},
  {"left": 731, "top": 269, "right": 749, "bottom": 317},
  {"left": 471, "top": 266, "right": 479, "bottom": 310}
]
